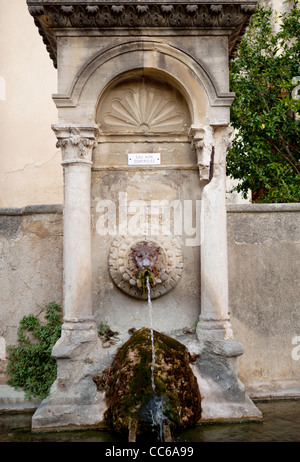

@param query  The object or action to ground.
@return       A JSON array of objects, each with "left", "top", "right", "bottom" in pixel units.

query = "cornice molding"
[{"left": 27, "top": 1, "right": 257, "bottom": 68}]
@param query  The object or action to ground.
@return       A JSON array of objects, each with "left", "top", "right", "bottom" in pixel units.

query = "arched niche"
[
  {"left": 96, "top": 70, "right": 192, "bottom": 136},
  {"left": 53, "top": 40, "right": 234, "bottom": 127},
  {"left": 91, "top": 67, "right": 197, "bottom": 169}
]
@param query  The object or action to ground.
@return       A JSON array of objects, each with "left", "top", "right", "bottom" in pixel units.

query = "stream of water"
[
  {"left": 146, "top": 276, "right": 156, "bottom": 393},
  {"left": 146, "top": 276, "right": 169, "bottom": 441}
]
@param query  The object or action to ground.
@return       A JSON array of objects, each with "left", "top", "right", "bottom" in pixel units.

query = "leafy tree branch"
[{"left": 227, "top": 1, "right": 300, "bottom": 202}]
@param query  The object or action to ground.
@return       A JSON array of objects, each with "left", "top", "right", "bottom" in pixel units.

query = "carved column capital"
[
  {"left": 190, "top": 125, "right": 214, "bottom": 184},
  {"left": 52, "top": 124, "right": 99, "bottom": 165}
]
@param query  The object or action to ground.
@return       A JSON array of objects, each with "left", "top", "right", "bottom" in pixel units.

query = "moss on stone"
[{"left": 98, "top": 327, "right": 201, "bottom": 436}]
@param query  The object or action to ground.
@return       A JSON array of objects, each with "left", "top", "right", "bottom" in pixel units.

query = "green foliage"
[
  {"left": 227, "top": 1, "right": 300, "bottom": 202},
  {"left": 6, "top": 302, "right": 62, "bottom": 400},
  {"left": 98, "top": 321, "right": 111, "bottom": 337},
  {"left": 191, "top": 320, "right": 199, "bottom": 333}
]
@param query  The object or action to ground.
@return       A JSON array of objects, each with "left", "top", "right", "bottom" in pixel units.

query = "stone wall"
[
  {"left": 0, "top": 205, "right": 63, "bottom": 383},
  {"left": 0, "top": 203, "right": 299, "bottom": 397},
  {"left": 228, "top": 203, "right": 300, "bottom": 397},
  {"left": 0, "top": 1, "right": 61, "bottom": 208}
]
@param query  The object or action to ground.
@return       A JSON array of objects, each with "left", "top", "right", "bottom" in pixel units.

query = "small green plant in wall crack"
[{"left": 98, "top": 321, "right": 119, "bottom": 346}]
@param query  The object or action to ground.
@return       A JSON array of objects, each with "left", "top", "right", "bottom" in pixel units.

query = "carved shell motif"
[{"left": 101, "top": 84, "right": 187, "bottom": 133}]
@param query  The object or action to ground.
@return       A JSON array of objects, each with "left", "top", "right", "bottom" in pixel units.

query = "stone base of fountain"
[
  {"left": 31, "top": 320, "right": 261, "bottom": 433},
  {"left": 31, "top": 320, "right": 107, "bottom": 431},
  {"left": 193, "top": 320, "right": 263, "bottom": 423}
]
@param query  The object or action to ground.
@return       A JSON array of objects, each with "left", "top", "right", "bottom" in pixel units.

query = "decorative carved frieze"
[
  {"left": 29, "top": 3, "right": 256, "bottom": 29},
  {"left": 27, "top": 1, "right": 257, "bottom": 68}
]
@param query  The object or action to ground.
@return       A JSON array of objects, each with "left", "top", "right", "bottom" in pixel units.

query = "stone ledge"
[
  {"left": 246, "top": 380, "right": 300, "bottom": 400},
  {"left": 2, "top": 203, "right": 299, "bottom": 218},
  {"left": 0, "top": 385, "right": 40, "bottom": 413},
  {"left": 31, "top": 399, "right": 107, "bottom": 431},
  {"left": 0, "top": 204, "right": 63, "bottom": 216},
  {"left": 227, "top": 203, "right": 300, "bottom": 213}
]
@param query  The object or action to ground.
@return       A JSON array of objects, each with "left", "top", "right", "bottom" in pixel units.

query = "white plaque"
[{"left": 128, "top": 153, "right": 161, "bottom": 165}]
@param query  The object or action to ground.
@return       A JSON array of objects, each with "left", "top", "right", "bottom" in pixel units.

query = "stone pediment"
[{"left": 27, "top": 0, "right": 257, "bottom": 68}]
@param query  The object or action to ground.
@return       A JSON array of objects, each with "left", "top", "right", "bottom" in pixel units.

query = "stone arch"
[{"left": 53, "top": 40, "right": 234, "bottom": 126}]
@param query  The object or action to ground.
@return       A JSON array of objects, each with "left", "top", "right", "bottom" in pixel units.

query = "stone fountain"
[{"left": 27, "top": 0, "right": 263, "bottom": 435}]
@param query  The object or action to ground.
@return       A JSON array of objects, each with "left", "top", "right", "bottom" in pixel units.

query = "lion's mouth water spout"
[{"left": 131, "top": 241, "right": 161, "bottom": 292}]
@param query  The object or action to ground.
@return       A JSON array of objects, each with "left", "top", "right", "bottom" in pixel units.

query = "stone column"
[
  {"left": 191, "top": 124, "right": 235, "bottom": 343},
  {"left": 50, "top": 124, "right": 101, "bottom": 366},
  {"left": 32, "top": 124, "right": 106, "bottom": 431},
  {"left": 190, "top": 125, "right": 249, "bottom": 409},
  {"left": 53, "top": 124, "right": 98, "bottom": 324},
  {"left": 189, "top": 126, "right": 262, "bottom": 421}
]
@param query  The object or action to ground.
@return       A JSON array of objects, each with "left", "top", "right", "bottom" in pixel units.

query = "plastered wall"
[{"left": 0, "top": 1, "right": 62, "bottom": 207}]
